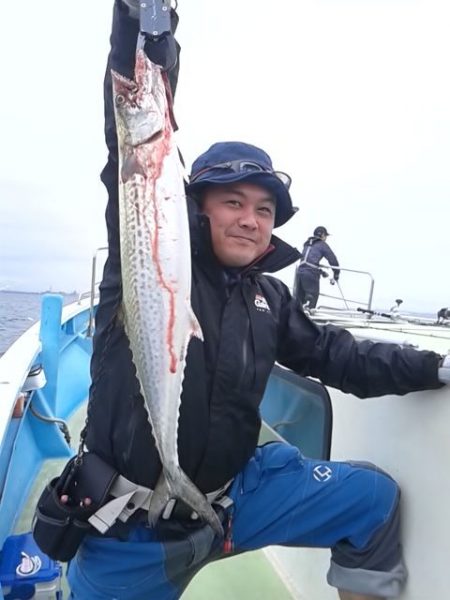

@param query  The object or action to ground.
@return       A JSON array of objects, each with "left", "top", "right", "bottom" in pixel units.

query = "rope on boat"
[{"left": 28, "top": 402, "right": 71, "bottom": 445}]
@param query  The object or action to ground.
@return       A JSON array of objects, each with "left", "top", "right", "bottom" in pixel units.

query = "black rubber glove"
[{"left": 438, "top": 355, "right": 450, "bottom": 384}]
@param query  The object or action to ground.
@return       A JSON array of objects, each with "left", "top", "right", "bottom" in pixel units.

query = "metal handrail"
[{"left": 295, "top": 261, "right": 375, "bottom": 311}]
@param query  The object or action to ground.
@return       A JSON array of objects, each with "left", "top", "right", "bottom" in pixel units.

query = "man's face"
[{"left": 201, "top": 182, "right": 276, "bottom": 267}]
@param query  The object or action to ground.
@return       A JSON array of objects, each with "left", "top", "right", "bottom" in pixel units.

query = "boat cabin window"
[{"left": 259, "top": 365, "right": 332, "bottom": 460}]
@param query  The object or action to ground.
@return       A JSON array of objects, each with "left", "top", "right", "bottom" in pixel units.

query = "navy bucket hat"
[{"left": 186, "top": 141, "right": 298, "bottom": 228}]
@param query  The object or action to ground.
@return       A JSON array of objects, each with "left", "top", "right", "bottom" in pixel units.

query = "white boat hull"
[{"left": 266, "top": 320, "right": 450, "bottom": 600}]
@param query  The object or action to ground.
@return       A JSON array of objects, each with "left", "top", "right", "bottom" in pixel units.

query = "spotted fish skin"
[{"left": 111, "top": 51, "right": 223, "bottom": 536}]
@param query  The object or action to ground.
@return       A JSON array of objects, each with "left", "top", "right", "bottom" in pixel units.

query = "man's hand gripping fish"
[{"left": 111, "top": 50, "right": 223, "bottom": 537}]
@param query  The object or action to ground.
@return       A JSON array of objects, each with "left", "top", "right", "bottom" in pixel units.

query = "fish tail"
[
  {"left": 148, "top": 469, "right": 224, "bottom": 537},
  {"left": 147, "top": 472, "right": 171, "bottom": 526},
  {"left": 169, "top": 468, "right": 224, "bottom": 537}
]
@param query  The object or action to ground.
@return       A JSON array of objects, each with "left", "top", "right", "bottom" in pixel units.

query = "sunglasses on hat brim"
[{"left": 190, "top": 160, "right": 292, "bottom": 190}]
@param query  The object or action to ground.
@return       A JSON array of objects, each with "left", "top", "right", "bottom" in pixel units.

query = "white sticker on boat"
[{"left": 16, "top": 552, "right": 42, "bottom": 577}]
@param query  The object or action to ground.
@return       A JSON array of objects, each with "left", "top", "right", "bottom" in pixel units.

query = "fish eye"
[{"left": 115, "top": 94, "right": 126, "bottom": 106}]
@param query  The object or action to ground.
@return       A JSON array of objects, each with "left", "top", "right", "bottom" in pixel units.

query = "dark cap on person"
[
  {"left": 314, "top": 226, "right": 330, "bottom": 237},
  {"left": 186, "top": 141, "right": 298, "bottom": 228}
]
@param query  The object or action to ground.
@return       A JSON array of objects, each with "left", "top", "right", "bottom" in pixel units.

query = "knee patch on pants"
[{"left": 328, "top": 464, "right": 407, "bottom": 597}]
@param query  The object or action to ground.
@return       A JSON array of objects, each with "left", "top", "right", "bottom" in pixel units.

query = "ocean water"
[
  {"left": 0, "top": 291, "right": 77, "bottom": 355},
  {"left": 0, "top": 291, "right": 440, "bottom": 357}
]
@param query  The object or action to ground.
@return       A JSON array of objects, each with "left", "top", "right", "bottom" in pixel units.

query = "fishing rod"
[
  {"left": 335, "top": 280, "right": 350, "bottom": 310},
  {"left": 357, "top": 307, "right": 396, "bottom": 320},
  {"left": 356, "top": 306, "right": 445, "bottom": 329}
]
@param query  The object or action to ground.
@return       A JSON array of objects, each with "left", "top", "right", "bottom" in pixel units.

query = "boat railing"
[
  {"left": 294, "top": 261, "right": 375, "bottom": 311},
  {"left": 77, "top": 246, "right": 108, "bottom": 337}
]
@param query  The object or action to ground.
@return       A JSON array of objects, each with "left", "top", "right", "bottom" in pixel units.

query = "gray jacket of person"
[{"left": 299, "top": 236, "right": 340, "bottom": 280}]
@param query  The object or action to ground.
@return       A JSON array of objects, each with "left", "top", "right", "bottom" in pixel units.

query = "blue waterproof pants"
[{"left": 67, "top": 443, "right": 406, "bottom": 599}]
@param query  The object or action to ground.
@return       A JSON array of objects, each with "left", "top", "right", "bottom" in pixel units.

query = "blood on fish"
[{"left": 143, "top": 106, "right": 178, "bottom": 374}]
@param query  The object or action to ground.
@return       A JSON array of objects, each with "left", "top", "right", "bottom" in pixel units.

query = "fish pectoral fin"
[
  {"left": 188, "top": 305, "right": 203, "bottom": 341},
  {"left": 121, "top": 152, "right": 146, "bottom": 183},
  {"left": 147, "top": 472, "right": 171, "bottom": 526}
]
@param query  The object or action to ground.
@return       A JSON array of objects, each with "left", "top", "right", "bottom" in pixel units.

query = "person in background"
[
  {"left": 390, "top": 299, "right": 403, "bottom": 314},
  {"left": 63, "top": 4, "right": 450, "bottom": 600},
  {"left": 437, "top": 307, "right": 450, "bottom": 324},
  {"left": 295, "top": 225, "right": 340, "bottom": 309}
]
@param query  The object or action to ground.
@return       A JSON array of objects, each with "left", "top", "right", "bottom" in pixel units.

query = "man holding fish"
[{"left": 66, "top": 2, "right": 450, "bottom": 599}]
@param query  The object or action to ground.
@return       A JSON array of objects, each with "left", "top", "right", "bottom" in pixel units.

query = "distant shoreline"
[{"left": 0, "top": 290, "right": 78, "bottom": 297}]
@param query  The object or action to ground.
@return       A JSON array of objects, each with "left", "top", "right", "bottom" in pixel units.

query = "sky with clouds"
[{"left": 0, "top": 0, "right": 449, "bottom": 312}]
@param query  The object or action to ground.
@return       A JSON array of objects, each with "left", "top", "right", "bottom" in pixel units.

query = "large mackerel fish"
[{"left": 111, "top": 50, "right": 223, "bottom": 536}]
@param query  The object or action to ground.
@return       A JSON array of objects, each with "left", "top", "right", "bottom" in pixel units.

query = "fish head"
[{"left": 111, "top": 50, "right": 167, "bottom": 147}]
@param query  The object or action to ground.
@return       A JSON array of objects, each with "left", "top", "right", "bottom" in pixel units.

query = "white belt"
[{"left": 89, "top": 474, "right": 232, "bottom": 534}]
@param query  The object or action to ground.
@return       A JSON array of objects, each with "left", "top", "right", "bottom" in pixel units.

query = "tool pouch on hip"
[{"left": 32, "top": 453, "right": 118, "bottom": 561}]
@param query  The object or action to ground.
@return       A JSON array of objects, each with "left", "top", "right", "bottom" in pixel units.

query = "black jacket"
[
  {"left": 299, "top": 236, "right": 340, "bottom": 280},
  {"left": 85, "top": 3, "right": 443, "bottom": 493}
]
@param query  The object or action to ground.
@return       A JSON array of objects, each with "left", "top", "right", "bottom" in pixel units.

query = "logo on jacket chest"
[{"left": 254, "top": 294, "right": 271, "bottom": 313}]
